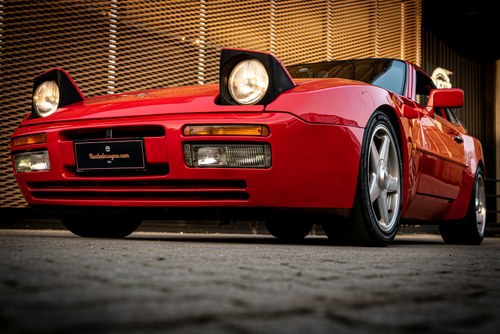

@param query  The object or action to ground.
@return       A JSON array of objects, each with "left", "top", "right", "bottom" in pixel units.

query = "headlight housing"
[
  {"left": 33, "top": 81, "right": 60, "bottom": 117},
  {"left": 218, "top": 49, "right": 295, "bottom": 106},
  {"left": 13, "top": 150, "right": 51, "bottom": 173},
  {"left": 184, "top": 143, "right": 271, "bottom": 168},
  {"left": 228, "top": 59, "right": 269, "bottom": 105}
]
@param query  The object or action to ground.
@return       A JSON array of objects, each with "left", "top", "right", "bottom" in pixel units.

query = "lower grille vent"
[
  {"left": 27, "top": 180, "right": 248, "bottom": 201},
  {"left": 31, "top": 191, "right": 248, "bottom": 201}
]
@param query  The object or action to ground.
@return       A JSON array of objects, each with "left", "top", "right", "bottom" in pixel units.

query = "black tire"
[
  {"left": 62, "top": 216, "right": 142, "bottom": 238},
  {"left": 325, "top": 111, "right": 403, "bottom": 246},
  {"left": 439, "top": 167, "right": 486, "bottom": 245},
  {"left": 265, "top": 219, "right": 312, "bottom": 242}
]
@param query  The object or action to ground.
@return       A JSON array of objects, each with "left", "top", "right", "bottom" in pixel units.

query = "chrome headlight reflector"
[
  {"left": 228, "top": 59, "right": 269, "bottom": 105},
  {"left": 13, "top": 150, "right": 50, "bottom": 173},
  {"left": 184, "top": 143, "right": 271, "bottom": 168},
  {"left": 33, "top": 81, "right": 60, "bottom": 117}
]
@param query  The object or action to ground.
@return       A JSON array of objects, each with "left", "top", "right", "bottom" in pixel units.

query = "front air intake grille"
[
  {"left": 27, "top": 180, "right": 248, "bottom": 201},
  {"left": 60, "top": 126, "right": 166, "bottom": 141}
]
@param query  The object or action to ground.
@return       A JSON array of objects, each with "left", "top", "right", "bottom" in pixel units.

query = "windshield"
[{"left": 286, "top": 59, "right": 406, "bottom": 95}]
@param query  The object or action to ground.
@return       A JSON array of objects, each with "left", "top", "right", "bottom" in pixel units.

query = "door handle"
[{"left": 453, "top": 135, "right": 464, "bottom": 144}]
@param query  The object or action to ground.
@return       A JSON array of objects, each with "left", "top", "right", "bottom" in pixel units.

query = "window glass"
[
  {"left": 287, "top": 59, "right": 406, "bottom": 95},
  {"left": 444, "top": 108, "right": 460, "bottom": 125},
  {"left": 371, "top": 61, "right": 406, "bottom": 95},
  {"left": 415, "top": 69, "right": 435, "bottom": 106}
]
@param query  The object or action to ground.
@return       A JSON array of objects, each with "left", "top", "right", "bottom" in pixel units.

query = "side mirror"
[{"left": 426, "top": 88, "right": 463, "bottom": 116}]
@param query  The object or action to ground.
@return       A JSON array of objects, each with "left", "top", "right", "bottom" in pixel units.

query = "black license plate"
[{"left": 74, "top": 139, "right": 145, "bottom": 171}]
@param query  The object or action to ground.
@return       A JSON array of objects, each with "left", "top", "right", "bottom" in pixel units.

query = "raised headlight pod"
[
  {"left": 13, "top": 150, "right": 50, "bottom": 173},
  {"left": 228, "top": 59, "right": 269, "bottom": 105},
  {"left": 184, "top": 144, "right": 271, "bottom": 168},
  {"left": 31, "top": 68, "right": 85, "bottom": 118},
  {"left": 219, "top": 49, "right": 296, "bottom": 105},
  {"left": 33, "top": 81, "right": 60, "bottom": 117}
]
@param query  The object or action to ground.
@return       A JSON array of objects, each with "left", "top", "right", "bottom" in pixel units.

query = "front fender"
[{"left": 266, "top": 81, "right": 397, "bottom": 128}]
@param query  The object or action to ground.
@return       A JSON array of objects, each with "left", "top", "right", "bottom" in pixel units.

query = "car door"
[
  {"left": 410, "top": 68, "right": 466, "bottom": 206},
  {"left": 416, "top": 109, "right": 466, "bottom": 200}
]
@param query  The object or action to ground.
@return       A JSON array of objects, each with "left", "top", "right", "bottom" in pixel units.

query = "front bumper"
[{"left": 11, "top": 112, "right": 363, "bottom": 212}]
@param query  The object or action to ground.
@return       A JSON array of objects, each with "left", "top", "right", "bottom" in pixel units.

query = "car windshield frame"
[{"left": 286, "top": 58, "right": 407, "bottom": 96}]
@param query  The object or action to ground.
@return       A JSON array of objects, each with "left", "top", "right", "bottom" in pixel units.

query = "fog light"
[
  {"left": 184, "top": 144, "right": 271, "bottom": 168},
  {"left": 13, "top": 150, "right": 50, "bottom": 173}
]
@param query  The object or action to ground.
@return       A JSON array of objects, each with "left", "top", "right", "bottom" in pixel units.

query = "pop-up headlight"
[
  {"left": 33, "top": 81, "right": 60, "bottom": 117},
  {"left": 31, "top": 68, "right": 85, "bottom": 118},
  {"left": 228, "top": 59, "right": 269, "bottom": 105},
  {"left": 219, "top": 49, "right": 296, "bottom": 105}
]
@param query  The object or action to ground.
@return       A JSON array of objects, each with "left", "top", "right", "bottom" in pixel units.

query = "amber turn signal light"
[
  {"left": 11, "top": 133, "right": 47, "bottom": 147},
  {"left": 183, "top": 125, "right": 270, "bottom": 137}
]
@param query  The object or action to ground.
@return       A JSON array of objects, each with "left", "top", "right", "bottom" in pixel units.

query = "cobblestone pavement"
[{"left": 1, "top": 229, "right": 499, "bottom": 334}]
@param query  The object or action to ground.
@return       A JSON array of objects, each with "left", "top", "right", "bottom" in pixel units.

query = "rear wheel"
[
  {"left": 439, "top": 167, "right": 486, "bottom": 245},
  {"left": 325, "top": 111, "right": 403, "bottom": 246},
  {"left": 265, "top": 219, "right": 312, "bottom": 242},
  {"left": 62, "top": 216, "right": 142, "bottom": 238}
]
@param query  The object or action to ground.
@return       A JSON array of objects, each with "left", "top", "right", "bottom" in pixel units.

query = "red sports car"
[{"left": 10, "top": 49, "right": 486, "bottom": 246}]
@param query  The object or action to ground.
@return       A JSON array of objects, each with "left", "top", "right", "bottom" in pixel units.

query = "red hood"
[
  {"left": 20, "top": 78, "right": 371, "bottom": 127},
  {"left": 21, "top": 84, "right": 264, "bottom": 126}
]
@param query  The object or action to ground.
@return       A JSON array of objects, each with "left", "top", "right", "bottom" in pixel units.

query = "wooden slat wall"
[
  {"left": 0, "top": 0, "right": 421, "bottom": 207},
  {"left": 1, "top": 0, "right": 111, "bottom": 207}
]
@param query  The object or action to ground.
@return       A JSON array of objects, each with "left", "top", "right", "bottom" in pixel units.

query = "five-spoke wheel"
[
  {"left": 324, "top": 111, "right": 402, "bottom": 246},
  {"left": 367, "top": 123, "right": 401, "bottom": 234}
]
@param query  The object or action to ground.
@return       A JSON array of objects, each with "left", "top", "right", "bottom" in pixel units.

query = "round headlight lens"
[
  {"left": 228, "top": 59, "right": 269, "bottom": 105},
  {"left": 33, "top": 81, "right": 60, "bottom": 117}
]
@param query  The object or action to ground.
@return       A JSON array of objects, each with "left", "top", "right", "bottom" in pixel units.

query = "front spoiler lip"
[{"left": 31, "top": 205, "right": 351, "bottom": 221}]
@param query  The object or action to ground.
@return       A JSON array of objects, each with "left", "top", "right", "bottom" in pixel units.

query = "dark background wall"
[{"left": 421, "top": 0, "right": 499, "bottom": 225}]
